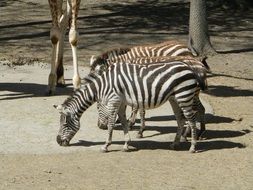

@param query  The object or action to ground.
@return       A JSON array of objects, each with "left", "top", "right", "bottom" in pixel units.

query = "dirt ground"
[{"left": 0, "top": 1, "right": 253, "bottom": 190}]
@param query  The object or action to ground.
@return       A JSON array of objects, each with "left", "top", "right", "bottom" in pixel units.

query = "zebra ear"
[{"left": 90, "top": 55, "right": 96, "bottom": 67}]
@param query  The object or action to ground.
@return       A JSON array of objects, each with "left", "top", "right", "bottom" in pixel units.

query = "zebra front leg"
[
  {"left": 101, "top": 124, "right": 113, "bottom": 153},
  {"left": 127, "top": 106, "right": 138, "bottom": 129},
  {"left": 118, "top": 104, "right": 131, "bottom": 151},
  {"left": 101, "top": 100, "right": 121, "bottom": 152},
  {"left": 136, "top": 108, "right": 145, "bottom": 138}
]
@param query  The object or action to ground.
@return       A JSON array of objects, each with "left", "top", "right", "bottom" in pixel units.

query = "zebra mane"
[{"left": 100, "top": 47, "right": 131, "bottom": 60}]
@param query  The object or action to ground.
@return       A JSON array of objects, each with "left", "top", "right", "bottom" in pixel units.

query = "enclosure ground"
[{"left": 0, "top": 1, "right": 253, "bottom": 189}]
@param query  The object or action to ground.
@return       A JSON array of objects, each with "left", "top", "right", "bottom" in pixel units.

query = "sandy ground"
[{"left": 0, "top": 1, "right": 253, "bottom": 190}]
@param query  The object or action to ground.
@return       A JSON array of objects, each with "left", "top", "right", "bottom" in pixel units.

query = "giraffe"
[{"left": 48, "top": 0, "right": 81, "bottom": 95}]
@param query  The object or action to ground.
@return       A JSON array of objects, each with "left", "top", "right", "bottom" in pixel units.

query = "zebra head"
[
  {"left": 54, "top": 104, "right": 80, "bottom": 146},
  {"left": 89, "top": 55, "right": 109, "bottom": 75}
]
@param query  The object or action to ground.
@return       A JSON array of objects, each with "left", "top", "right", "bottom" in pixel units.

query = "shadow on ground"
[
  {"left": 205, "top": 85, "right": 253, "bottom": 97},
  {"left": 133, "top": 113, "right": 237, "bottom": 124},
  {"left": 70, "top": 139, "right": 246, "bottom": 152},
  {"left": 0, "top": 82, "right": 73, "bottom": 100}
]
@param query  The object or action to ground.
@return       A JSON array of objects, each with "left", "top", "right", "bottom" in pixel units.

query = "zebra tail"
[
  {"left": 200, "top": 56, "right": 211, "bottom": 73},
  {"left": 193, "top": 68, "right": 208, "bottom": 91}
]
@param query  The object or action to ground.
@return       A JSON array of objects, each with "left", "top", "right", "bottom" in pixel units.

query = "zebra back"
[{"left": 90, "top": 40, "right": 195, "bottom": 73}]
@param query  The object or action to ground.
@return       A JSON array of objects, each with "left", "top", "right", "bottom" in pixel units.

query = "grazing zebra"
[
  {"left": 96, "top": 56, "right": 207, "bottom": 139},
  {"left": 54, "top": 60, "right": 207, "bottom": 153},
  {"left": 90, "top": 54, "right": 208, "bottom": 139}
]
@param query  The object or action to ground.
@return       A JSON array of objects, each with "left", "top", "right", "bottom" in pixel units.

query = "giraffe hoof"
[
  {"left": 56, "top": 83, "right": 66, "bottom": 88},
  {"left": 122, "top": 147, "right": 130, "bottom": 152},
  {"left": 169, "top": 143, "right": 180, "bottom": 150},
  {"left": 100, "top": 146, "right": 108, "bottom": 153},
  {"left": 189, "top": 147, "right": 197, "bottom": 153},
  {"left": 46, "top": 89, "right": 54, "bottom": 96}
]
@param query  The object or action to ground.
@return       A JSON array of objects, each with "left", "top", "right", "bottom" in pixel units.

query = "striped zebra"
[
  {"left": 54, "top": 60, "right": 207, "bottom": 153},
  {"left": 95, "top": 56, "right": 207, "bottom": 139},
  {"left": 89, "top": 41, "right": 208, "bottom": 139},
  {"left": 89, "top": 40, "right": 209, "bottom": 74}
]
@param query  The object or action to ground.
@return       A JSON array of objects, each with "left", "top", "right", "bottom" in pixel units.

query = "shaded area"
[
  {"left": 217, "top": 48, "right": 253, "bottom": 54},
  {"left": 134, "top": 113, "right": 236, "bottom": 124},
  {"left": 206, "top": 85, "right": 253, "bottom": 97},
  {"left": 0, "top": 0, "right": 252, "bottom": 62},
  {"left": 203, "top": 129, "right": 251, "bottom": 140},
  {"left": 0, "top": 83, "right": 73, "bottom": 100}
]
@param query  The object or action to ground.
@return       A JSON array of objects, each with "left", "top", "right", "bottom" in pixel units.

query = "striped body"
[{"left": 55, "top": 61, "right": 206, "bottom": 152}]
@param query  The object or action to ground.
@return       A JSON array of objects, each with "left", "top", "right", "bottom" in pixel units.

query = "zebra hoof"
[{"left": 46, "top": 89, "right": 55, "bottom": 96}]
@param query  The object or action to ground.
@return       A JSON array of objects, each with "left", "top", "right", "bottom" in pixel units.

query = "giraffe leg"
[
  {"left": 48, "top": 0, "right": 68, "bottom": 94},
  {"left": 48, "top": 0, "right": 62, "bottom": 95},
  {"left": 68, "top": 0, "right": 81, "bottom": 90}
]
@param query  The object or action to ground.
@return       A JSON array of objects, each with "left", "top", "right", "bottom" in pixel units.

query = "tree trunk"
[{"left": 188, "top": 0, "right": 216, "bottom": 56}]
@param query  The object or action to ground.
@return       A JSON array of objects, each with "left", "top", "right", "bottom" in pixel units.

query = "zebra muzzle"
[{"left": 56, "top": 135, "right": 70, "bottom": 146}]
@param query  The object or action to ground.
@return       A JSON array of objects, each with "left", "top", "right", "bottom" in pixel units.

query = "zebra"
[
  {"left": 54, "top": 60, "right": 207, "bottom": 153},
  {"left": 89, "top": 43, "right": 208, "bottom": 139},
  {"left": 95, "top": 56, "right": 207, "bottom": 139},
  {"left": 89, "top": 40, "right": 210, "bottom": 75}
]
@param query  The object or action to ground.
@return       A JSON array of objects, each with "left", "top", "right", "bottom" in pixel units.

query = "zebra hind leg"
[
  {"left": 127, "top": 106, "right": 138, "bottom": 129},
  {"left": 168, "top": 97, "right": 186, "bottom": 150},
  {"left": 179, "top": 104, "right": 198, "bottom": 153},
  {"left": 136, "top": 108, "right": 145, "bottom": 138},
  {"left": 195, "top": 97, "right": 206, "bottom": 140}
]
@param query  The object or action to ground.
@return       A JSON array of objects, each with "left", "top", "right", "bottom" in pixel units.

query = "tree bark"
[{"left": 188, "top": 0, "right": 216, "bottom": 56}]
